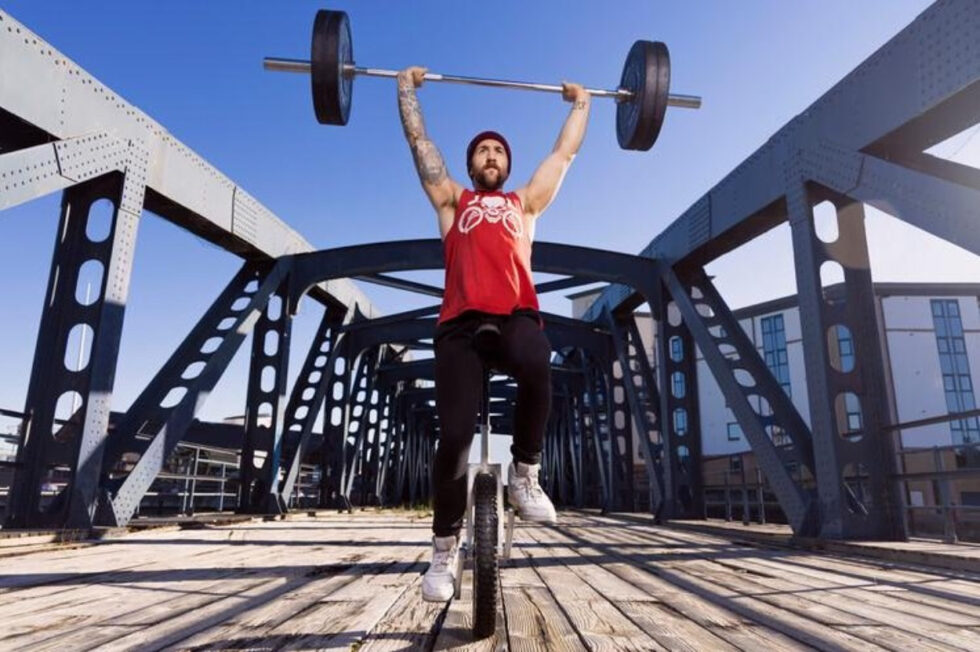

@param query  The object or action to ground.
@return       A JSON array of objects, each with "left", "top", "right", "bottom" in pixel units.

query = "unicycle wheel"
[{"left": 472, "top": 472, "right": 498, "bottom": 639}]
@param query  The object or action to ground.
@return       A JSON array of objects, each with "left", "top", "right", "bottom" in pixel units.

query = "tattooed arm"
[
  {"left": 397, "top": 66, "right": 462, "bottom": 238},
  {"left": 517, "top": 82, "right": 591, "bottom": 219}
]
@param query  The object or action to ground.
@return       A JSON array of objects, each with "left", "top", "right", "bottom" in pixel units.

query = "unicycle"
[{"left": 453, "top": 324, "right": 516, "bottom": 640}]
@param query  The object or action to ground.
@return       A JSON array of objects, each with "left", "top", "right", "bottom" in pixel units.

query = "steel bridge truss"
[
  {"left": 2, "top": 2, "right": 977, "bottom": 539},
  {"left": 585, "top": 0, "right": 978, "bottom": 539}
]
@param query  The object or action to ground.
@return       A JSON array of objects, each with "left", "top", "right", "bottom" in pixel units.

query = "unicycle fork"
[{"left": 454, "top": 367, "right": 512, "bottom": 639}]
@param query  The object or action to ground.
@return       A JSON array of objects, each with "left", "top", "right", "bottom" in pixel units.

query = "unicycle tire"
[{"left": 472, "top": 472, "right": 498, "bottom": 639}]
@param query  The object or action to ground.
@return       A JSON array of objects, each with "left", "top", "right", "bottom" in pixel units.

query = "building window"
[
  {"left": 844, "top": 393, "right": 863, "bottom": 432},
  {"left": 836, "top": 325, "right": 855, "bottom": 373},
  {"left": 727, "top": 422, "right": 742, "bottom": 441},
  {"left": 671, "top": 371, "right": 686, "bottom": 399},
  {"left": 673, "top": 408, "right": 688, "bottom": 436},
  {"left": 729, "top": 456, "right": 742, "bottom": 473},
  {"left": 761, "top": 314, "right": 791, "bottom": 397},
  {"left": 669, "top": 336, "right": 683, "bottom": 362},
  {"left": 932, "top": 299, "right": 980, "bottom": 444}
]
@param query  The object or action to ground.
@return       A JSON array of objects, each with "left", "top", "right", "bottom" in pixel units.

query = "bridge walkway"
[{"left": 0, "top": 511, "right": 978, "bottom": 650}]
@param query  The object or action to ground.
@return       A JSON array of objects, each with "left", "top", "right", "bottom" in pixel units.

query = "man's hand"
[
  {"left": 398, "top": 66, "right": 428, "bottom": 89},
  {"left": 561, "top": 82, "right": 590, "bottom": 109}
]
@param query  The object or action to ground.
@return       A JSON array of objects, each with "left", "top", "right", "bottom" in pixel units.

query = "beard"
[{"left": 472, "top": 165, "right": 508, "bottom": 191}]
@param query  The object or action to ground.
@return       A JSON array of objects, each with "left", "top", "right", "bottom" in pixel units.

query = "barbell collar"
[
  {"left": 263, "top": 57, "right": 701, "bottom": 109},
  {"left": 264, "top": 57, "right": 312, "bottom": 73}
]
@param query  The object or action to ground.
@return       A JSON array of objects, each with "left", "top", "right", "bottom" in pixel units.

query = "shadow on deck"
[{"left": 0, "top": 510, "right": 978, "bottom": 651}]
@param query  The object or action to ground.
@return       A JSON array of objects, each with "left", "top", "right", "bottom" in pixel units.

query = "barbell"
[{"left": 264, "top": 9, "right": 701, "bottom": 151}]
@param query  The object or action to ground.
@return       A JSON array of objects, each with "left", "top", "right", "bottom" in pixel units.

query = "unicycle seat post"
[{"left": 480, "top": 367, "right": 491, "bottom": 467}]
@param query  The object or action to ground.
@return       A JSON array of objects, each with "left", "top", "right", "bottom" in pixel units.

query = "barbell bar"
[
  {"left": 264, "top": 59, "right": 703, "bottom": 110},
  {"left": 264, "top": 9, "right": 702, "bottom": 151}
]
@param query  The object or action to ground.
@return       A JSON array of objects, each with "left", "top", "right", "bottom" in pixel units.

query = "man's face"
[{"left": 469, "top": 139, "right": 509, "bottom": 191}]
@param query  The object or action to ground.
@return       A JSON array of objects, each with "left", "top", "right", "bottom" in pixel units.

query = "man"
[{"left": 396, "top": 66, "right": 590, "bottom": 602}]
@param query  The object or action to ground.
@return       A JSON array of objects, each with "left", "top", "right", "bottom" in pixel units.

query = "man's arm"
[
  {"left": 518, "top": 83, "right": 591, "bottom": 219},
  {"left": 397, "top": 67, "right": 461, "bottom": 234}
]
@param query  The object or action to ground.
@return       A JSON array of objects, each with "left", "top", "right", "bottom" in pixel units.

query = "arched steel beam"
[{"left": 287, "top": 240, "right": 660, "bottom": 314}]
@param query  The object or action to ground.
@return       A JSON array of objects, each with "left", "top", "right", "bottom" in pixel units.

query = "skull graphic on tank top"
[{"left": 457, "top": 193, "right": 524, "bottom": 237}]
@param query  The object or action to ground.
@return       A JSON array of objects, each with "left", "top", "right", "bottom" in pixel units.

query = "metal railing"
[
  {"left": 700, "top": 408, "right": 980, "bottom": 542},
  {"left": 0, "top": 407, "right": 324, "bottom": 520}
]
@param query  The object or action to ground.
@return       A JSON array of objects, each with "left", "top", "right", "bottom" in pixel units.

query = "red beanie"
[{"left": 466, "top": 131, "right": 511, "bottom": 174}]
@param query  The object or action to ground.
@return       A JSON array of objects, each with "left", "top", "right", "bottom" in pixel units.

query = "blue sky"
[{"left": 2, "top": 0, "right": 977, "bottom": 434}]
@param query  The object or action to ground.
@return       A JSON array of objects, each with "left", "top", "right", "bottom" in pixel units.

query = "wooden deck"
[{"left": 0, "top": 511, "right": 979, "bottom": 651}]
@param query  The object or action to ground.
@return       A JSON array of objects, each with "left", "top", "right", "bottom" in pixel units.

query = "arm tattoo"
[
  {"left": 398, "top": 81, "right": 448, "bottom": 185},
  {"left": 412, "top": 139, "right": 449, "bottom": 184},
  {"left": 574, "top": 100, "right": 588, "bottom": 110},
  {"left": 398, "top": 84, "right": 426, "bottom": 141}
]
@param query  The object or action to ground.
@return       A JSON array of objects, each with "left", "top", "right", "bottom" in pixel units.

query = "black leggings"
[{"left": 432, "top": 310, "right": 552, "bottom": 536}]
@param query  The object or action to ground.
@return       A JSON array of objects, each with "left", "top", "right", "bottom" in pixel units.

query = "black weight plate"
[
  {"left": 311, "top": 9, "right": 353, "bottom": 125},
  {"left": 616, "top": 40, "right": 670, "bottom": 151}
]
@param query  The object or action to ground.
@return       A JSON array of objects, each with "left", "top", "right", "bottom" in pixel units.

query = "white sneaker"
[
  {"left": 507, "top": 462, "right": 557, "bottom": 523},
  {"left": 421, "top": 534, "right": 459, "bottom": 602}
]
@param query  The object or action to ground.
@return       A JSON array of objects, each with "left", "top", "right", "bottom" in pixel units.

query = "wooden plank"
[
  {"left": 357, "top": 575, "right": 446, "bottom": 652},
  {"left": 161, "top": 564, "right": 393, "bottom": 650},
  {"left": 501, "top": 530, "right": 588, "bottom": 652},
  {"left": 595, "top": 517, "right": 980, "bottom": 600},
  {"left": 526, "top": 524, "right": 742, "bottom": 652},
  {"left": 0, "top": 524, "right": 265, "bottom": 593},
  {"left": 158, "top": 533, "right": 430, "bottom": 650},
  {"left": 24, "top": 576, "right": 275, "bottom": 652},
  {"left": 677, "top": 559, "right": 962, "bottom": 652},
  {"left": 725, "top": 555, "right": 980, "bottom": 625},
  {"left": 568, "top": 553, "right": 807, "bottom": 652},
  {"left": 3, "top": 509, "right": 977, "bottom": 652},
  {"left": 63, "top": 517, "right": 429, "bottom": 650},
  {"left": 502, "top": 584, "right": 586, "bottom": 652},
  {"left": 701, "top": 557, "right": 980, "bottom": 650},
  {"left": 667, "top": 519, "right": 980, "bottom": 573},
  {"left": 431, "top": 566, "right": 504, "bottom": 651},
  {"left": 529, "top": 519, "right": 807, "bottom": 652},
  {"left": 268, "top": 559, "right": 429, "bottom": 651},
  {"left": 561, "top": 514, "right": 891, "bottom": 651},
  {"left": 0, "top": 541, "right": 276, "bottom": 626},
  {"left": 0, "top": 545, "right": 287, "bottom": 645},
  {"left": 572, "top": 514, "right": 980, "bottom": 650},
  {"left": 520, "top": 526, "right": 667, "bottom": 651},
  {"left": 578, "top": 513, "right": 980, "bottom": 606},
  {"left": 741, "top": 551, "right": 980, "bottom": 604}
]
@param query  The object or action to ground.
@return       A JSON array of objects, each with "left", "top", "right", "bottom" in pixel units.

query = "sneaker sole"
[{"left": 421, "top": 591, "right": 454, "bottom": 603}]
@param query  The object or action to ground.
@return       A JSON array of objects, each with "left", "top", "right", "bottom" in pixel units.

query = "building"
[{"left": 572, "top": 283, "right": 980, "bottom": 536}]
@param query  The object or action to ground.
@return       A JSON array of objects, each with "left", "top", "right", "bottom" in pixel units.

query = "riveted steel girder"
[
  {"left": 787, "top": 182, "right": 904, "bottom": 539},
  {"left": 660, "top": 263, "right": 819, "bottom": 535},
  {"left": 94, "top": 260, "right": 288, "bottom": 527},
  {"left": 4, "top": 164, "right": 146, "bottom": 530}
]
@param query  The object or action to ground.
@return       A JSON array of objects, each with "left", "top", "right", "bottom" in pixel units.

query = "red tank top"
[{"left": 439, "top": 189, "right": 539, "bottom": 323}]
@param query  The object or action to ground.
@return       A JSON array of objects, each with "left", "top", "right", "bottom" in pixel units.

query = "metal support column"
[
  {"left": 787, "top": 181, "right": 905, "bottom": 539},
  {"left": 654, "top": 291, "right": 703, "bottom": 520},
  {"left": 95, "top": 260, "right": 286, "bottom": 526},
  {"left": 606, "top": 353, "right": 638, "bottom": 511},
  {"left": 238, "top": 284, "right": 293, "bottom": 515},
  {"left": 607, "top": 310, "right": 668, "bottom": 517},
  {"left": 320, "top": 336, "right": 353, "bottom": 509},
  {"left": 279, "top": 310, "right": 344, "bottom": 505},
  {"left": 340, "top": 345, "right": 382, "bottom": 507},
  {"left": 661, "top": 264, "right": 819, "bottom": 535},
  {"left": 5, "top": 158, "right": 146, "bottom": 529}
]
